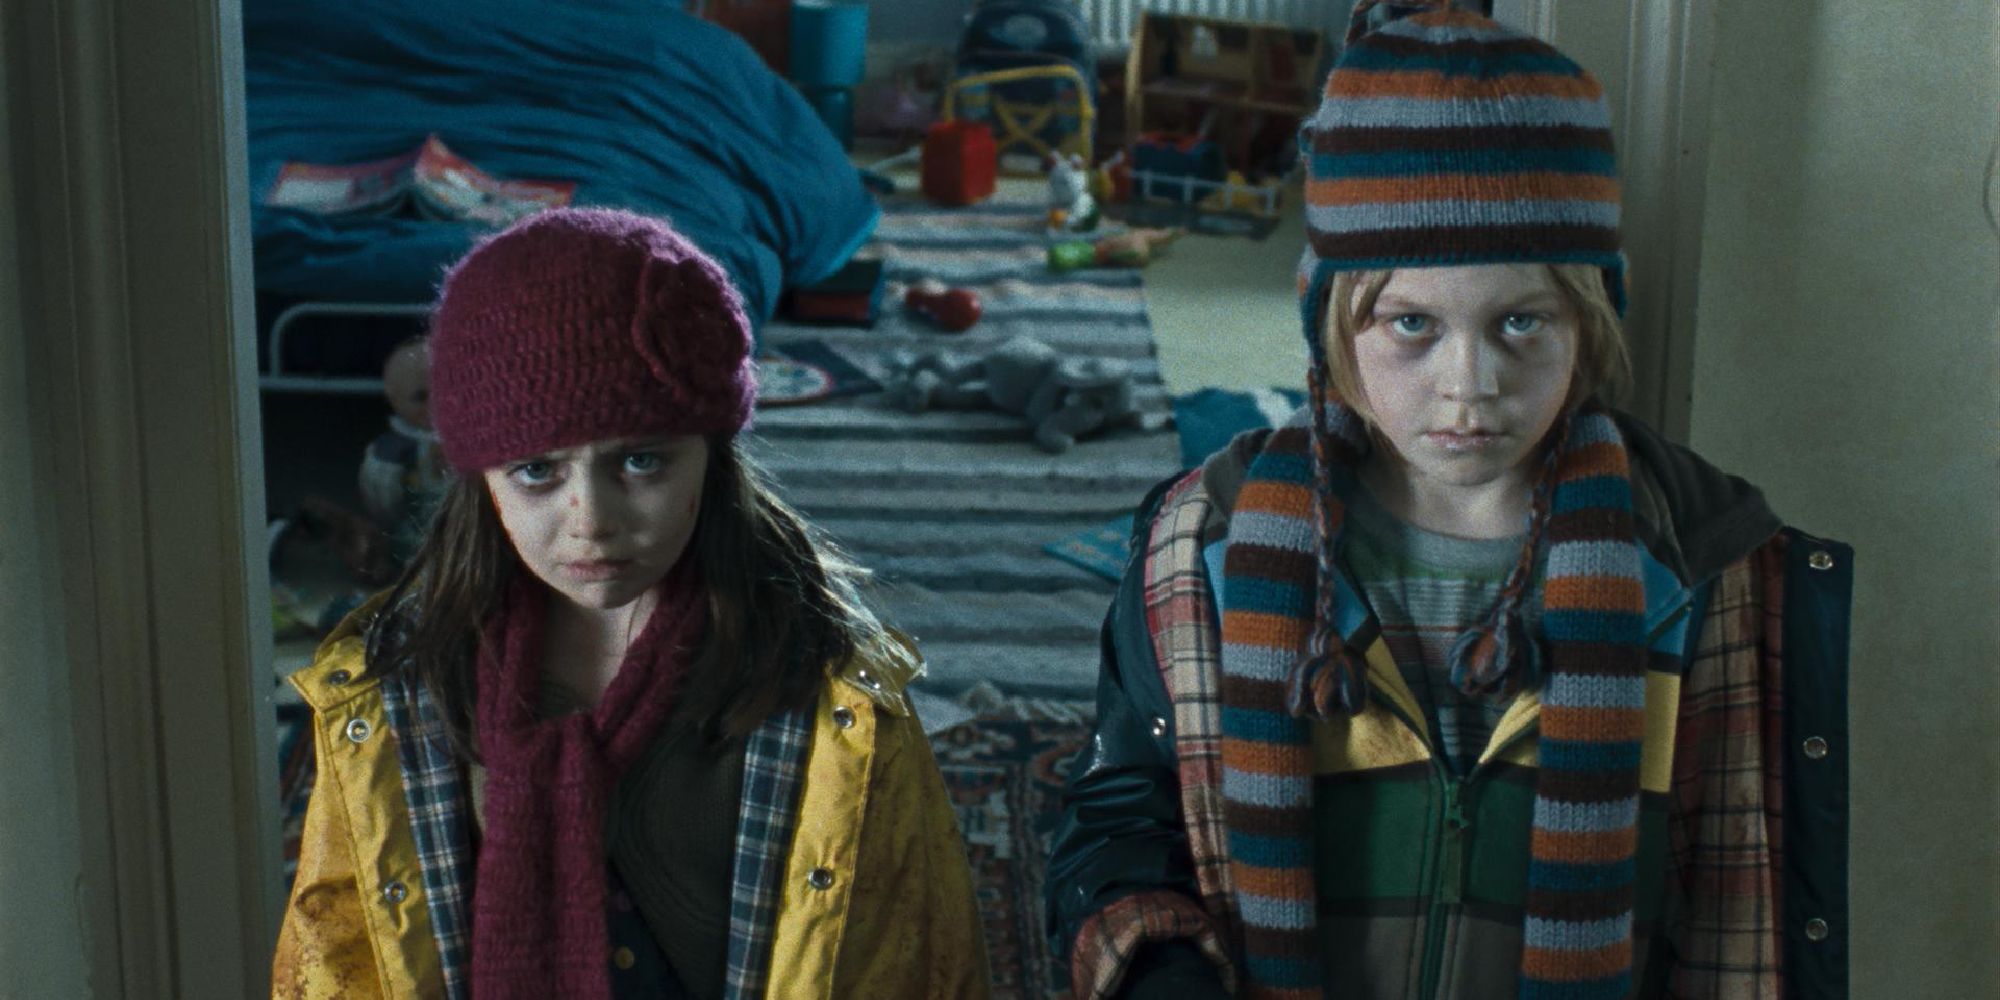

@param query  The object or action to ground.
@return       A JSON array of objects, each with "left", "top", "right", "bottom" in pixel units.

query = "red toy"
[
  {"left": 904, "top": 280, "right": 982, "bottom": 331},
  {"left": 921, "top": 121, "right": 997, "bottom": 206}
]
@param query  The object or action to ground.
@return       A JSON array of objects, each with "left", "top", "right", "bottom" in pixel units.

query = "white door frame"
[
  {"left": 1493, "top": 0, "right": 1716, "bottom": 442},
  {"left": 5, "top": 0, "right": 277, "bottom": 993}
]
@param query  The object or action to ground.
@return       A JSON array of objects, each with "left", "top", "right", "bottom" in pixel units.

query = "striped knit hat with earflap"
[
  {"left": 1213, "top": 3, "right": 1653, "bottom": 997},
  {"left": 1289, "top": 0, "right": 1625, "bottom": 718}
]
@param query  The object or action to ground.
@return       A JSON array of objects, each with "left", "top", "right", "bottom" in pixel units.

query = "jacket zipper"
[
  {"left": 1363, "top": 691, "right": 1461, "bottom": 1000},
  {"left": 1350, "top": 592, "right": 1695, "bottom": 998},
  {"left": 1417, "top": 602, "right": 1693, "bottom": 997}
]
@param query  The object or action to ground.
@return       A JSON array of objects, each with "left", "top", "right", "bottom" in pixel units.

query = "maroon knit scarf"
[{"left": 469, "top": 560, "right": 704, "bottom": 999}]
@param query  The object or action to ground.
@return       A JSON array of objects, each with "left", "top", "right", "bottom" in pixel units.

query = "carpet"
[
  {"left": 749, "top": 195, "right": 1183, "bottom": 699},
  {"left": 930, "top": 689, "right": 1095, "bottom": 1000}
]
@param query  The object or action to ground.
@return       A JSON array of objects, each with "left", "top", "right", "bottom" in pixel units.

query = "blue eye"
[
  {"left": 623, "top": 452, "right": 664, "bottom": 476},
  {"left": 1389, "top": 314, "right": 1433, "bottom": 337},
  {"left": 507, "top": 461, "right": 556, "bottom": 488},
  {"left": 1501, "top": 313, "right": 1546, "bottom": 336}
]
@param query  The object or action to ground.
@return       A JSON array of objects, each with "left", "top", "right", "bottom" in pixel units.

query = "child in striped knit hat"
[{"left": 1047, "top": 3, "right": 1852, "bottom": 998}]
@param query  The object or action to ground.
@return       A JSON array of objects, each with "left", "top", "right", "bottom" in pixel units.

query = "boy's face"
[
  {"left": 1336, "top": 263, "right": 1578, "bottom": 500},
  {"left": 482, "top": 435, "right": 709, "bottom": 613}
]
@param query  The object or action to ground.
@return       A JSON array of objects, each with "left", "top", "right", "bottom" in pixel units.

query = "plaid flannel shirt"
[{"left": 380, "top": 673, "right": 814, "bottom": 1000}]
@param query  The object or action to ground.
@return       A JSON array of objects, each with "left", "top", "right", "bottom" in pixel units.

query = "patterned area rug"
[
  {"left": 750, "top": 195, "right": 1182, "bottom": 700},
  {"left": 929, "top": 695, "right": 1094, "bottom": 1000}
]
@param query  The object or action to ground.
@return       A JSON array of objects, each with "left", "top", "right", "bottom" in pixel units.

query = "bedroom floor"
[
  {"left": 257, "top": 173, "right": 1309, "bottom": 510},
  {"left": 1119, "top": 179, "right": 1312, "bottom": 395},
  {"left": 873, "top": 152, "right": 1313, "bottom": 395}
]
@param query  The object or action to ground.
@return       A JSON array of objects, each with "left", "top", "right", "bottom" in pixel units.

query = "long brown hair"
[{"left": 364, "top": 434, "right": 882, "bottom": 760}]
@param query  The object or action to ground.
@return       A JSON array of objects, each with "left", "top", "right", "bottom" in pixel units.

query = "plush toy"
[
  {"left": 880, "top": 335, "right": 1142, "bottom": 453},
  {"left": 358, "top": 337, "right": 449, "bottom": 557},
  {"left": 1046, "top": 153, "right": 1100, "bottom": 234}
]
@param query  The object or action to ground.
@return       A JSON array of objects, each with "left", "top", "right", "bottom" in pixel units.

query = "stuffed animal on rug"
[{"left": 880, "top": 335, "right": 1141, "bottom": 453}]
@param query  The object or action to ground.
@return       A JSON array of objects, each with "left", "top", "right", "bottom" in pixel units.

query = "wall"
[
  {"left": 868, "top": 0, "right": 973, "bottom": 44},
  {"left": 0, "top": 5, "right": 93, "bottom": 994},
  {"left": 4, "top": 0, "right": 280, "bottom": 990},
  {"left": 1690, "top": 1, "right": 2000, "bottom": 994}
]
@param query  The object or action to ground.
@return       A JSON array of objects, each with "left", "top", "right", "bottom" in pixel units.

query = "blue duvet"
[{"left": 244, "top": 0, "right": 878, "bottom": 327}]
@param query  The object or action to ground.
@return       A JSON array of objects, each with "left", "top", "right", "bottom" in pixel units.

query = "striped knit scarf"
[{"left": 1218, "top": 401, "right": 1649, "bottom": 998}]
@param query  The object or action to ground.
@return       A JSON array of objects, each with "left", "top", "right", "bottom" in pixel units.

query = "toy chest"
[
  {"left": 921, "top": 121, "right": 997, "bottom": 206},
  {"left": 1131, "top": 132, "right": 1225, "bottom": 203}
]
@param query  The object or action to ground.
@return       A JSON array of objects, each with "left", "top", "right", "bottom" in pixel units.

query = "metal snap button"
[
  {"left": 1809, "top": 550, "right": 1834, "bottom": 571},
  {"left": 381, "top": 880, "right": 407, "bottom": 904},
  {"left": 345, "top": 718, "right": 372, "bottom": 743},
  {"left": 832, "top": 706, "right": 856, "bottom": 730},
  {"left": 612, "top": 946, "right": 636, "bottom": 970},
  {"left": 807, "top": 867, "right": 836, "bottom": 890},
  {"left": 1803, "top": 736, "right": 1829, "bottom": 760},
  {"left": 327, "top": 668, "right": 352, "bottom": 686},
  {"left": 1149, "top": 716, "right": 1168, "bottom": 738},
  {"left": 1804, "top": 917, "right": 1829, "bottom": 942}
]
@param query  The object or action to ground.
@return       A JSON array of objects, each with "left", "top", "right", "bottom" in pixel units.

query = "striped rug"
[{"left": 748, "top": 196, "right": 1182, "bottom": 698}]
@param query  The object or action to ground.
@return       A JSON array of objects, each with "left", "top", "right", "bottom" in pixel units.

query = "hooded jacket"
[{"left": 1046, "top": 412, "right": 1850, "bottom": 999}]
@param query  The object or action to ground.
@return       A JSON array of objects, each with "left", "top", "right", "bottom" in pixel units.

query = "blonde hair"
[{"left": 1318, "top": 263, "right": 1632, "bottom": 427}]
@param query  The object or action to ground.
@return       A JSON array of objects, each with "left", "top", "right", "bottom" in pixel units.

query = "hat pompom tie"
[
  {"left": 1448, "top": 608, "right": 1539, "bottom": 700},
  {"left": 1287, "top": 643, "right": 1369, "bottom": 719}
]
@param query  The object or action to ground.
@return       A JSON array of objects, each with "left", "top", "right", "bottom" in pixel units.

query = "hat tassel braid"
[{"left": 1286, "top": 367, "right": 1372, "bottom": 719}]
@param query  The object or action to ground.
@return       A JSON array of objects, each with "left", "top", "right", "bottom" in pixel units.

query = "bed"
[{"left": 244, "top": 0, "right": 880, "bottom": 389}]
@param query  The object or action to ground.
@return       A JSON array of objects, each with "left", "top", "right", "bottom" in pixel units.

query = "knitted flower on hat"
[{"left": 429, "top": 207, "right": 757, "bottom": 472}]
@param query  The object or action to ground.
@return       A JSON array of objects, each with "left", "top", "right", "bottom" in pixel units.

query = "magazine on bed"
[{"left": 264, "top": 134, "right": 577, "bottom": 225}]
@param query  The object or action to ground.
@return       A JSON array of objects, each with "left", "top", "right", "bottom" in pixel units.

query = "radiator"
[{"left": 1081, "top": 0, "right": 1355, "bottom": 52}]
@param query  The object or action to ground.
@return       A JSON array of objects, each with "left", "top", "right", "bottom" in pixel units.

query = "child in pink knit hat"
[{"left": 274, "top": 208, "right": 989, "bottom": 999}]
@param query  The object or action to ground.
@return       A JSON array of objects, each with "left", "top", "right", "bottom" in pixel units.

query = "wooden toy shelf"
[{"left": 1122, "top": 10, "right": 1327, "bottom": 175}]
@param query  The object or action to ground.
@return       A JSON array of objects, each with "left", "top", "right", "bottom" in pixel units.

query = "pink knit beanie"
[{"left": 428, "top": 208, "right": 757, "bottom": 472}]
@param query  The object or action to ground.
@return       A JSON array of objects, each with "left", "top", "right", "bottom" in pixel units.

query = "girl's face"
[
  {"left": 483, "top": 435, "right": 709, "bottom": 613},
  {"left": 1337, "top": 264, "right": 1578, "bottom": 500}
]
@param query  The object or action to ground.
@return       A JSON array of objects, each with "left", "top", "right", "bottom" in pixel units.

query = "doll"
[{"left": 357, "top": 336, "right": 448, "bottom": 558}]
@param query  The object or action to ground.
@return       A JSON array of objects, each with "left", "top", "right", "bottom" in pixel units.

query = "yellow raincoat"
[{"left": 272, "top": 607, "right": 990, "bottom": 999}]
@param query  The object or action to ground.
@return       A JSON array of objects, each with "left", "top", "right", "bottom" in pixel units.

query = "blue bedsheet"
[{"left": 244, "top": 0, "right": 878, "bottom": 328}]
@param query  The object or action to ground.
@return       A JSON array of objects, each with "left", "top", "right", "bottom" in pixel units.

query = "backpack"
[
  {"left": 950, "top": 0, "right": 1099, "bottom": 158},
  {"left": 956, "top": 0, "right": 1095, "bottom": 80}
]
